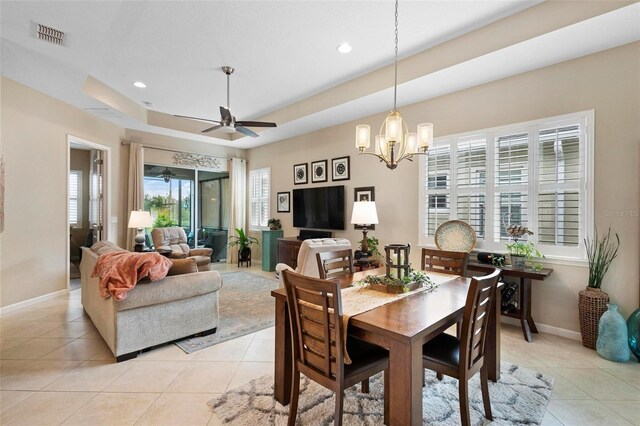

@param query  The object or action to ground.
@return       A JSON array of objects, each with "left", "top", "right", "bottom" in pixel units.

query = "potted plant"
[
  {"left": 579, "top": 227, "right": 620, "bottom": 349},
  {"left": 506, "top": 241, "right": 543, "bottom": 271},
  {"left": 358, "top": 236, "right": 381, "bottom": 258},
  {"left": 267, "top": 218, "right": 282, "bottom": 231},
  {"left": 228, "top": 227, "right": 259, "bottom": 265}
]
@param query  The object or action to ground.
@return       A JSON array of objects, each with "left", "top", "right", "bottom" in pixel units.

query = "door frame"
[{"left": 66, "top": 135, "right": 111, "bottom": 291}]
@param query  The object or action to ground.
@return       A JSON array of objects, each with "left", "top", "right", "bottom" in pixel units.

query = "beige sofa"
[{"left": 81, "top": 241, "right": 222, "bottom": 362}]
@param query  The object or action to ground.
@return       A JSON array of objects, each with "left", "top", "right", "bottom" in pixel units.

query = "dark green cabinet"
[{"left": 262, "top": 230, "right": 283, "bottom": 272}]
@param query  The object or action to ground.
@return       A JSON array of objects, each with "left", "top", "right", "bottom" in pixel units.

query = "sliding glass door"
[{"left": 143, "top": 164, "right": 229, "bottom": 260}]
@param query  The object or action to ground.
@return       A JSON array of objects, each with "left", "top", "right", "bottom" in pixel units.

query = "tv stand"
[{"left": 277, "top": 237, "right": 303, "bottom": 269}]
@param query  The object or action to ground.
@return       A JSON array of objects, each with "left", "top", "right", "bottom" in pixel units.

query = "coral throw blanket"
[{"left": 92, "top": 251, "right": 173, "bottom": 301}]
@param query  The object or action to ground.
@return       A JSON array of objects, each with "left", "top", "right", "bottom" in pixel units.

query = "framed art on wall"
[
  {"left": 293, "top": 163, "right": 308, "bottom": 185},
  {"left": 311, "top": 160, "right": 328, "bottom": 183},
  {"left": 331, "top": 156, "right": 350, "bottom": 181},
  {"left": 354, "top": 186, "right": 375, "bottom": 230},
  {"left": 276, "top": 192, "right": 290, "bottom": 213}
]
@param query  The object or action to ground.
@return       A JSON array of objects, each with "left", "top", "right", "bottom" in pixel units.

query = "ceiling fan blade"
[
  {"left": 202, "top": 125, "right": 223, "bottom": 133},
  {"left": 235, "top": 126, "right": 259, "bottom": 137},
  {"left": 220, "top": 106, "right": 232, "bottom": 121},
  {"left": 174, "top": 114, "right": 220, "bottom": 123},
  {"left": 235, "top": 121, "right": 277, "bottom": 128}
]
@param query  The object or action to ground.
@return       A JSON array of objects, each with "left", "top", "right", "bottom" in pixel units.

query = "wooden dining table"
[{"left": 271, "top": 268, "right": 503, "bottom": 425}]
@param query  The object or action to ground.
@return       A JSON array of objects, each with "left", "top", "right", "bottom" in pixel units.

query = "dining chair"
[
  {"left": 316, "top": 249, "right": 354, "bottom": 280},
  {"left": 421, "top": 248, "right": 469, "bottom": 276},
  {"left": 282, "top": 269, "right": 389, "bottom": 426},
  {"left": 422, "top": 268, "right": 501, "bottom": 426}
]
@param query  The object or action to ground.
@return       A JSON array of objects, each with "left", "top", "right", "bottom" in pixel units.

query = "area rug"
[
  {"left": 208, "top": 363, "right": 554, "bottom": 425},
  {"left": 175, "top": 271, "right": 279, "bottom": 354}
]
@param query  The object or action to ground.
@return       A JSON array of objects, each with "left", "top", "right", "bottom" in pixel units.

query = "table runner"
[{"left": 341, "top": 271, "right": 459, "bottom": 363}]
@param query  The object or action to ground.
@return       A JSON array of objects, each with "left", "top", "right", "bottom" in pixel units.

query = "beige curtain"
[
  {"left": 227, "top": 158, "right": 247, "bottom": 264},
  {"left": 126, "top": 143, "right": 144, "bottom": 249}
]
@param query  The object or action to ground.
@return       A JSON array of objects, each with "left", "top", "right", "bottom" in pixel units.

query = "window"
[
  {"left": 69, "top": 170, "right": 83, "bottom": 227},
  {"left": 420, "top": 111, "right": 593, "bottom": 260},
  {"left": 249, "top": 168, "right": 270, "bottom": 229}
]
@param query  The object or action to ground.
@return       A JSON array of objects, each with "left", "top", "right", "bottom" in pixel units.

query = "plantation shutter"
[
  {"left": 456, "top": 138, "right": 486, "bottom": 238},
  {"left": 424, "top": 143, "right": 451, "bottom": 236},
  {"left": 69, "top": 170, "right": 82, "bottom": 226},
  {"left": 249, "top": 168, "right": 270, "bottom": 229},
  {"left": 537, "top": 125, "right": 581, "bottom": 246},
  {"left": 494, "top": 133, "right": 528, "bottom": 241}
]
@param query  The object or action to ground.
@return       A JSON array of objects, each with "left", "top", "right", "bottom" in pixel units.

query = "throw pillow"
[{"left": 167, "top": 258, "right": 198, "bottom": 276}]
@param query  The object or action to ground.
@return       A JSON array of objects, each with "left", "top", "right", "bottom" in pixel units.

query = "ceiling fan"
[{"left": 174, "top": 66, "right": 277, "bottom": 137}]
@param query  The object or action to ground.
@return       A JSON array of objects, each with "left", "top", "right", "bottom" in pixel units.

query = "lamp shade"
[
  {"left": 128, "top": 210, "right": 153, "bottom": 229},
  {"left": 350, "top": 201, "right": 379, "bottom": 225}
]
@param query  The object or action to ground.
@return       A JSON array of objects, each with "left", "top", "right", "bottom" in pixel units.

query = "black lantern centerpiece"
[{"left": 385, "top": 243, "right": 411, "bottom": 281}]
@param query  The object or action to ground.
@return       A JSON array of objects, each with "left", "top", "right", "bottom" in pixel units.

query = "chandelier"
[{"left": 355, "top": 0, "right": 433, "bottom": 170}]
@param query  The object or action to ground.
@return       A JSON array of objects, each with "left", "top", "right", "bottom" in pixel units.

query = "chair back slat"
[
  {"left": 316, "top": 250, "right": 354, "bottom": 280},
  {"left": 283, "top": 270, "right": 344, "bottom": 383},
  {"left": 459, "top": 269, "right": 500, "bottom": 370},
  {"left": 421, "top": 248, "right": 469, "bottom": 276}
]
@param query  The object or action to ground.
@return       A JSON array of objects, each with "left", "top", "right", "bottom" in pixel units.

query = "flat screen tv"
[{"left": 293, "top": 186, "right": 345, "bottom": 230}]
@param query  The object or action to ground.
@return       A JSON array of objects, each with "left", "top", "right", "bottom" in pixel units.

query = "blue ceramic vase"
[
  {"left": 596, "top": 304, "right": 630, "bottom": 362},
  {"left": 628, "top": 308, "right": 640, "bottom": 362}
]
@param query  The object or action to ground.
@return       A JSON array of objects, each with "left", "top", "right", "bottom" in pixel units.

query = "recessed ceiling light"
[
  {"left": 337, "top": 43, "right": 352, "bottom": 54},
  {"left": 133, "top": 81, "right": 146, "bottom": 88}
]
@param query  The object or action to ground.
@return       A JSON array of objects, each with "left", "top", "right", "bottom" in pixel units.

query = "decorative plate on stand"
[{"left": 434, "top": 220, "right": 477, "bottom": 253}]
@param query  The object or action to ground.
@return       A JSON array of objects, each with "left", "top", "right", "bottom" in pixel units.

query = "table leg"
[
  {"left": 519, "top": 278, "right": 534, "bottom": 342},
  {"left": 524, "top": 278, "right": 539, "bottom": 333},
  {"left": 388, "top": 339, "right": 423, "bottom": 426},
  {"left": 487, "top": 285, "right": 501, "bottom": 382},
  {"left": 274, "top": 297, "right": 292, "bottom": 405}
]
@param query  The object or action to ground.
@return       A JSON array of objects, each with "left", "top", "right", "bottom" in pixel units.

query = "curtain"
[
  {"left": 227, "top": 158, "right": 247, "bottom": 264},
  {"left": 126, "top": 143, "right": 144, "bottom": 250}
]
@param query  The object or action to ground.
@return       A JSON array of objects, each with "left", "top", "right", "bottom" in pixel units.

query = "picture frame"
[
  {"left": 311, "top": 160, "right": 328, "bottom": 183},
  {"left": 354, "top": 186, "right": 375, "bottom": 230},
  {"left": 293, "top": 163, "right": 308, "bottom": 185},
  {"left": 276, "top": 192, "right": 290, "bottom": 213},
  {"left": 331, "top": 156, "right": 350, "bottom": 181}
]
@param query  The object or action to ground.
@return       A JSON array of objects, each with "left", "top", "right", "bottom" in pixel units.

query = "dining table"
[{"left": 271, "top": 267, "right": 503, "bottom": 425}]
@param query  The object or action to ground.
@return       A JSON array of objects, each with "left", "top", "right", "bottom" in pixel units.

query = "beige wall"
[
  {"left": 247, "top": 42, "right": 640, "bottom": 333},
  {"left": 69, "top": 148, "right": 91, "bottom": 259},
  {"left": 1, "top": 77, "right": 126, "bottom": 307}
]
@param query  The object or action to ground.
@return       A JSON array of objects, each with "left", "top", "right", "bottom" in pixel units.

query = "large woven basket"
[{"left": 578, "top": 287, "right": 610, "bottom": 349}]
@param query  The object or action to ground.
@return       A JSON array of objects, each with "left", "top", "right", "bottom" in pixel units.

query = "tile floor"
[{"left": 1, "top": 263, "right": 638, "bottom": 425}]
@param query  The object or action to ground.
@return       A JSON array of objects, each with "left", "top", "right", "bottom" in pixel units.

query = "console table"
[{"left": 466, "top": 261, "right": 553, "bottom": 342}]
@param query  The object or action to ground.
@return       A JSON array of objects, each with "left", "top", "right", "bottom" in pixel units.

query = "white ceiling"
[{"left": 1, "top": 1, "right": 638, "bottom": 150}]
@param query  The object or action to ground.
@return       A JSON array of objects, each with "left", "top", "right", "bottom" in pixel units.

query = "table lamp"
[
  {"left": 350, "top": 201, "right": 379, "bottom": 254},
  {"left": 128, "top": 210, "right": 153, "bottom": 252}
]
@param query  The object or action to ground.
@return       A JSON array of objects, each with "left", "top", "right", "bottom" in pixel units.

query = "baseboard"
[
  {"left": 501, "top": 316, "right": 581, "bottom": 341},
  {"left": 0, "top": 289, "right": 69, "bottom": 315}
]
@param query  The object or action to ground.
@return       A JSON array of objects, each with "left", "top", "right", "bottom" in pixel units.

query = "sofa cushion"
[
  {"left": 167, "top": 258, "right": 198, "bottom": 276},
  {"left": 114, "top": 270, "right": 222, "bottom": 312}
]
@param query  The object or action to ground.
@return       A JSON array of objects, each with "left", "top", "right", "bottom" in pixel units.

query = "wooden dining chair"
[
  {"left": 421, "top": 248, "right": 469, "bottom": 276},
  {"left": 316, "top": 249, "right": 354, "bottom": 280},
  {"left": 282, "top": 269, "right": 389, "bottom": 426},
  {"left": 422, "top": 269, "right": 501, "bottom": 426}
]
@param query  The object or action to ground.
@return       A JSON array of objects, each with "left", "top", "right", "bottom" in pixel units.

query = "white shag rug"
[{"left": 208, "top": 362, "right": 554, "bottom": 425}]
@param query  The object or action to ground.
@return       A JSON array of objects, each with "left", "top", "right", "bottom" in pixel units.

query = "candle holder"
[{"left": 385, "top": 243, "right": 411, "bottom": 281}]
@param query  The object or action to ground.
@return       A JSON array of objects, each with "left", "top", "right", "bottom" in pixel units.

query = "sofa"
[
  {"left": 80, "top": 241, "right": 222, "bottom": 362},
  {"left": 150, "top": 227, "right": 213, "bottom": 271},
  {"left": 275, "top": 238, "right": 352, "bottom": 287}
]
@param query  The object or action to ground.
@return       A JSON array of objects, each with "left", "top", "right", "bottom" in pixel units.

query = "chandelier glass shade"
[{"left": 355, "top": 0, "right": 433, "bottom": 170}]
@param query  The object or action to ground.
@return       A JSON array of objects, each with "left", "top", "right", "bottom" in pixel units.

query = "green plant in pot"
[
  {"left": 506, "top": 241, "right": 543, "bottom": 271},
  {"left": 358, "top": 236, "right": 381, "bottom": 259},
  {"left": 267, "top": 218, "right": 282, "bottom": 231},
  {"left": 228, "top": 227, "right": 259, "bottom": 263},
  {"left": 578, "top": 227, "right": 620, "bottom": 349}
]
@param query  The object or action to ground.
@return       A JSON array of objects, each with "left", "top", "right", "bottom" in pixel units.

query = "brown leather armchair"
[{"left": 151, "top": 227, "right": 212, "bottom": 271}]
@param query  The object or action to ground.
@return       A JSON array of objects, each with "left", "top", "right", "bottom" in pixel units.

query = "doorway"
[{"left": 67, "top": 136, "right": 109, "bottom": 291}]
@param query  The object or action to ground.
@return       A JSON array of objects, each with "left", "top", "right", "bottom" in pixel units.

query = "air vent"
[{"left": 36, "top": 23, "right": 64, "bottom": 45}]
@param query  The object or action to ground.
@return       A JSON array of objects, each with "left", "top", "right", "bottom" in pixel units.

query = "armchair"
[
  {"left": 275, "top": 238, "right": 352, "bottom": 287},
  {"left": 151, "top": 227, "right": 213, "bottom": 271}
]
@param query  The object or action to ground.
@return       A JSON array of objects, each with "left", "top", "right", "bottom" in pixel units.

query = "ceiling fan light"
[
  {"left": 355, "top": 125, "right": 371, "bottom": 150},
  {"left": 221, "top": 125, "right": 236, "bottom": 134}
]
